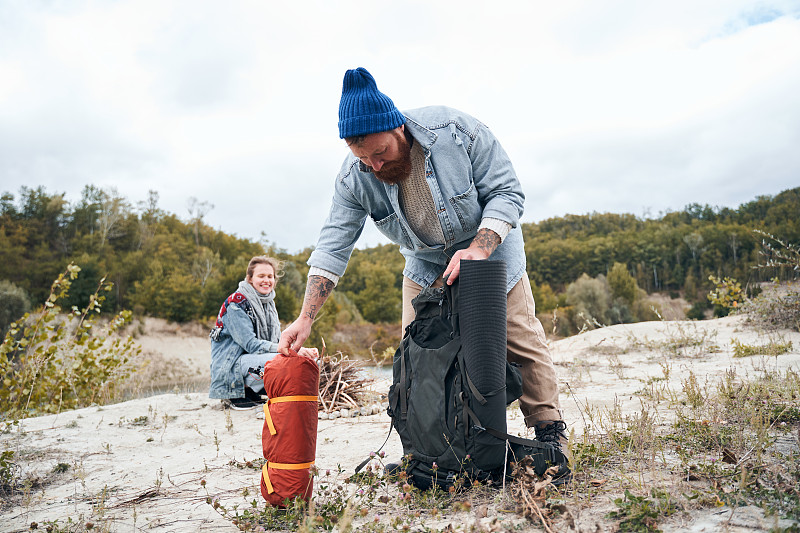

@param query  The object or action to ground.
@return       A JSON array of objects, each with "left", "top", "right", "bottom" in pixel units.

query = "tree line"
[{"left": 1, "top": 185, "right": 798, "bottom": 347}]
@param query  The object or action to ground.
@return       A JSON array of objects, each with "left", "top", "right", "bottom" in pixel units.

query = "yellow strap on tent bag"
[{"left": 262, "top": 395, "right": 318, "bottom": 435}]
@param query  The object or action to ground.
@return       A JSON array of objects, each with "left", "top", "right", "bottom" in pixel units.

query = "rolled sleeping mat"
[
  {"left": 458, "top": 259, "right": 507, "bottom": 395},
  {"left": 458, "top": 260, "right": 509, "bottom": 471}
]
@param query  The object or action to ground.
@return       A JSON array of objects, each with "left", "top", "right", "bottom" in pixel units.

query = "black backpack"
[{"left": 385, "top": 260, "right": 569, "bottom": 490}]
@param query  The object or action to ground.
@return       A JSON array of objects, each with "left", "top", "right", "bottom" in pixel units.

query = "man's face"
[{"left": 348, "top": 125, "right": 412, "bottom": 185}]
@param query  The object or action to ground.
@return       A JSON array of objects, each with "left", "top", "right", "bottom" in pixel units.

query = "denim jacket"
[
  {"left": 209, "top": 301, "right": 278, "bottom": 399},
  {"left": 308, "top": 105, "right": 527, "bottom": 292}
]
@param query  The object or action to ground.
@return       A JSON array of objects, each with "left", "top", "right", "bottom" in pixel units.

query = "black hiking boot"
[{"left": 534, "top": 420, "right": 572, "bottom": 485}]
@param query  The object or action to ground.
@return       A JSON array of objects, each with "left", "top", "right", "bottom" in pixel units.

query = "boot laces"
[{"left": 534, "top": 420, "right": 567, "bottom": 447}]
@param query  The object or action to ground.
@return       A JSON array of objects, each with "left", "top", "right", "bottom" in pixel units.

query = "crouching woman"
[{"left": 209, "top": 256, "right": 317, "bottom": 409}]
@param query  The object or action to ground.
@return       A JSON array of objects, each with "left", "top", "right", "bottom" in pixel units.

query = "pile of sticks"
[{"left": 317, "top": 351, "right": 374, "bottom": 413}]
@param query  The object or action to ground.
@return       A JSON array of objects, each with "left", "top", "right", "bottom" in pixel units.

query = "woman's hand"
[{"left": 297, "top": 347, "right": 319, "bottom": 359}]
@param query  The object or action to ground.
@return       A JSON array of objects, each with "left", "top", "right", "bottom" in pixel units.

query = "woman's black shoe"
[
  {"left": 244, "top": 387, "right": 268, "bottom": 404},
  {"left": 223, "top": 397, "right": 260, "bottom": 410}
]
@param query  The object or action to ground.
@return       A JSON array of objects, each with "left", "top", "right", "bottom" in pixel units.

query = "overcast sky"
[{"left": 1, "top": 1, "right": 799, "bottom": 252}]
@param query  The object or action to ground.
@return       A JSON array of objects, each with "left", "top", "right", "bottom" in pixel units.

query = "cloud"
[{"left": 0, "top": 0, "right": 798, "bottom": 253}]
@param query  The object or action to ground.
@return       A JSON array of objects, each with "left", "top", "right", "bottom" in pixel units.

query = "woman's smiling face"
[{"left": 248, "top": 263, "right": 276, "bottom": 295}]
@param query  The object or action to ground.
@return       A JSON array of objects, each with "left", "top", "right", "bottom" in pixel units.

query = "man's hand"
[
  {"left": 277, "top": 274, "right": 335, "bottom": 354},
  {"left": 278, "top": 317, "right": 313, "bottom": 355},
  {"left": 443, "top": 228, "right": 501, "bottom": 285}
]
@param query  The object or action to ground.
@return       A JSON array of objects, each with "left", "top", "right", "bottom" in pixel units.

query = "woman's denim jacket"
[
  {"left": 209, "top": 301, "right": 278, "bottom": 399},
  {"left": 308, "top": 105, "right": 527, "bottom": 292}
]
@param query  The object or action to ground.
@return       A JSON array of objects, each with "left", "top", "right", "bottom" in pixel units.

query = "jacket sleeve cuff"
[
  {"left": 308, "top": 266, "right": 340, "bottom": 287},
  {"left": 479, "top": 217, "right": 512, "bottom": 243}
]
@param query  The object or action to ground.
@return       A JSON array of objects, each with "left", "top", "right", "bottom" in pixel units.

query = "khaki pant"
[{"left": 402, "top": 275, "right": 562, "bottom": 427}]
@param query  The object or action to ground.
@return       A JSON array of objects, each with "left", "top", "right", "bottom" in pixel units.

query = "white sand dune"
[{"left": 2, "top": 315, "right": 799, "bottom": 532}]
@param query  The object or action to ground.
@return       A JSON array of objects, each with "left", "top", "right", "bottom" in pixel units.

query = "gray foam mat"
[{"left": 458, "top": 260, "right": 507, "bottom": 394}]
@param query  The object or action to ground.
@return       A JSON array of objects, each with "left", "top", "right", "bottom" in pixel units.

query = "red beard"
[{"left": 371, "top": 131, "right": 413, "bottom": 185}]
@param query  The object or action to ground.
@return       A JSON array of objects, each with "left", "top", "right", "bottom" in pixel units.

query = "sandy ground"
[{"left": 2, "top": 315, "right": 800, "bottom": 532}]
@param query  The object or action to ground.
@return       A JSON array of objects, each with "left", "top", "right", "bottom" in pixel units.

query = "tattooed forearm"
[
  {"left": 472, "top": 228, "right": 501, "bottom": 256},
  {"left": 303, "top": 275, "right": 335, "bottom": 320}
]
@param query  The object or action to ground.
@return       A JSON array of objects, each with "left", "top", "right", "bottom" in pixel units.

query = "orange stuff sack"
[{"left": 259, "top": 350, "right": 319, "bottom": 507}]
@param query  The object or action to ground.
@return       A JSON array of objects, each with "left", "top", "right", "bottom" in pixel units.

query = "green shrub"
[
  {"left": 566, "top": 273, "right": 610, "bottom": 330},
  {"left": 530, "top": 278, "right": 559, "bottom": 314},
  {"left": 0, "top": 280, "right": 31, "bottom": 336},
  {"left": 608, "top": 262, "right": 638, "bottom": 305},
  {"left": 686, "top": 301, "right": 710, "bottom": 320},
  {"left": 0, "top": 264, "right": 142, "bottom": 421},
  {"left": 707, "top": 275, "right": 744, "bottom": 319},
  {"left": 607, "top": 300, "right": 634, "bottom": 325}
]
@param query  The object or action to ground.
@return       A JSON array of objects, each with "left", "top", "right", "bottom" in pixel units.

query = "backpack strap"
[
  {"left": 463, "top": 369, "right": 487, "bottom": 406},
  {"left": 444, "top": 280, "right": 459, "bottom": 338},
  {"left": 399, "top": 339, "right": 408, "bottom": 421},
  {"left": 460, "top": 400, "right": 568, "bottom": 471},
  {"left": 479, "top": 425, "right": 568, "bottom": 468},
  {"left": 353, "top": 423, "right": 394, "bottom": 475}
]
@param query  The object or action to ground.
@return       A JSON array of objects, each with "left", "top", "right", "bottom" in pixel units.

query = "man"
[{"left": 278, "top": 67, "right": 568, "bottom": 452}]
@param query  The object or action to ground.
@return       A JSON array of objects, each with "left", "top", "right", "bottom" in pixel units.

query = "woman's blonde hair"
[{"left": 246, "top": 256, "right": 283, "bottom": 285}]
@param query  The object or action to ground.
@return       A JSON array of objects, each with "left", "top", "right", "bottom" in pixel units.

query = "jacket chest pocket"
[
  {"left": 448, "top": 182, "right": 481, "bottom": 233},
  {"left": 372, "top": 211, "right": 413, "bottom": 250}
]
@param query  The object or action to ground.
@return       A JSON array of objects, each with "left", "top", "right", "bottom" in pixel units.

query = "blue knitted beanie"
[{"left": 338, "top": 67, "right": 405, "bottom": 139}]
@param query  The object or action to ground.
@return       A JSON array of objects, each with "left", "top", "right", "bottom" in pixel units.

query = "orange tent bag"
[{"left": 259, "top": 350, "right": 319, "bottom": 507}]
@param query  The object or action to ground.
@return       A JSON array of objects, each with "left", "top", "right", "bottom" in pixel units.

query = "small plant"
[
  {"left": 571, "top": 323, "right": 800, "bottom": 530},
  {"left": 52, "top": 463, "right": 70, "bottom": 474},
  {"left": 0, "top": 449, "right": 17, "bottom": 494},
  {"left": 731, "top": 338, "right": 793, "bottom": 358},
  {"left": 681, "top": 371, "right": 706, "bottom": 410},
  {"left": 370, "top": 346, "right": 394, "bottom": 368},
  {"left": 225, "top": 409, "right": 234, "bottom": 432},
  {"left": 571, "top": 441, "right": 612, "bottom": 471},
  {"left": 607, "top": 489, "right": 678, "bottom": 532},
  {"left": 607, "top": 354, "right": 629, "bottom": 380}
]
